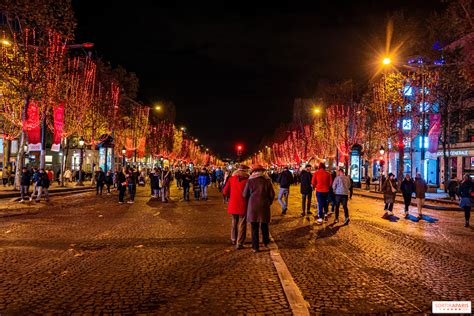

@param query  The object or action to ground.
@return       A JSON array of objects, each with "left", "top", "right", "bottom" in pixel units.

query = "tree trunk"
[
  {"left": 2, "top": 139, "right": 10, "bottom": 170},
  {"left": 39, "top": 113, "right": 47, "bottom": 169},
  {"left": 14, "top": 96, "right": 30, "bottom": 190}
]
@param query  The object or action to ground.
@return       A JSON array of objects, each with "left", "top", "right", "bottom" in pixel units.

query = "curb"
[
  {"left": 353, "top": 192, "right": 460, "bottom": 211},
  {"left": 4, "top": 187, "right": 95, "bottom": 202}
]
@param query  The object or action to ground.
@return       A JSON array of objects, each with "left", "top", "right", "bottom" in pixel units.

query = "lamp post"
[
  {"left": 76, "top": 137, "right": 85, "bottom": 186},
  {"left": 122, "top": 147, "right": 126, "bottom": 168},
  {"left": 379, "top": 146, "right": 385, "bottom": 191}
]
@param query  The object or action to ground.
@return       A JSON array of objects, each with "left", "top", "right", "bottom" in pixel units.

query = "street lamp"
[
  {"left": 382, "top": 57, "right": 391, "bottom": 65},
  {"left": 122, "top": 146, "right": 126, "bottom": 167},
  {"left": 194, "top": 138, "right": 198, "bottom": 143},
  {"left": 180, "top": 126, "right": 186, "bottom": 132},
  {"left": 76, "top": 137, "right": 85, "bottom": 186},
  {"left": 155, "top": 105, "right": 162, "bottom": 111},
  {"left": 313, "top": 107, "right": 321, "bottom": 115},
  {"left": 1, "top": 39, "right": 11, "bottom": 46}
]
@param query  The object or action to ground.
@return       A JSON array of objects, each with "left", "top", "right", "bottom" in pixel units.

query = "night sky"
[{"left": 73, "top": 1, "right": 442, "bottom": 158}]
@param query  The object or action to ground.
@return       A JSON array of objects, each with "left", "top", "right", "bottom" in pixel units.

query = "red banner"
[
  {"left": 51, "top": 102, "right": 65, "bottom": 152},
  {"left": 23, "top": 100, "right": 41, "bottom": 151},
  {"left": 428, "top": 113, "right": 441, "bottom": 153}
]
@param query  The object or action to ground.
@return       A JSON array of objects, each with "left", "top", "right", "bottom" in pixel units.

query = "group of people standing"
[{"left": 276, "top": 163, "right": 352, "bottom": 225}]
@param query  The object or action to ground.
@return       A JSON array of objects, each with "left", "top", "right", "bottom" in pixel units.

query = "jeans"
[
  {"left": 194, "top": 189, "right": 200, "bottom": 200},
  {"left": 251, "top": 222, "right": 269, "bottom": 251},
  {"left": 118, "top": 185, "right": 126, "bottom": 202},
  {"left": 417, "top": 198, "right": 425, "bottom": 215},
  {"left": 278, "top": 188, "right": 289, "bottom": 211},
  {"left": 402, "top": 194, "right": 412, "bottom": 213},
  {"left": 316, "top": 192, "right": 329, "bottom": 219},
  {"left": 183, "top": 186, "right": 190, "bottom": 201},
  {"left": 128, "top": 184, "right": 136, "bottom": 201},
  {"left": 153, "top": 188, "right": 160, "bottom": 197},
  {"left": 96, "top": 181, "right": 104, "bottom": 195},
  {"left": 20, "top": 185, "right": 29, "bottom": 200},
  {"left": 231, "top": 215, "right": 247, "bottom": 245},
  {"left": 335, "top": 194, "right": 349, "bottom": 220},
  {"left": 301, "top": 193, "right": 312, "bottom": 213},
  {"left": 463, "top": 206, "right": 471, "bottom": 222},
  {"left": 106, "top": 183, "right": 111, "bottom": 193},
  {"left": 384, "top": 203, "right": 394, "bottom": 212},
  {"left": 200, "top": 185, "right": 208, "bottom": 199},
  {"left": 36, "top": 186, "right": 49, "bottom": 201},
  {"left": 162, "top": 185, "right": 169, "bottom": 202}
]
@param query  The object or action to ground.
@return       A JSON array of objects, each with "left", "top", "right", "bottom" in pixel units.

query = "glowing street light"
[
  {"left": 194, "top": 138, "right": 198, "bottom": 142},
  {"left": 382, "top": 57, "right": 391, "bottom": 65},
  {"left": 180, "top": 126, "right": 186, "bottom": 131},
  {"left": 313, "top": 107, "right": 321, "bottom": 115},
  {"left": 155, "top": 105, "right": 162, "bottom": 111},
  {"left": 1, "top": 39, "right": 11, "bottom": 46},
  {"left": 379, "top": 146, "right": 385, "bottom": 155}
]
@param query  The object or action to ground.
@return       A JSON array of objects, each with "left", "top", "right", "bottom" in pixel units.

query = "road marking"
[{"left": 269, "top": 233, "right": 310, "bottom": 316}]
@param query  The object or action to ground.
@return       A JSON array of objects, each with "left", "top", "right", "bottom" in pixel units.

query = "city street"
[{"left": 0, "top": 185, "right": 472, "bottom": 314}]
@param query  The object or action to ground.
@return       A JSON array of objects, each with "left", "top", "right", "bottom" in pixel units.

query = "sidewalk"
[
  {"left": 353, "top": 188, "right": 460, "bottom": 211},
  {"left": 0, "top": 183, "right": 95, "bottom": 200}
]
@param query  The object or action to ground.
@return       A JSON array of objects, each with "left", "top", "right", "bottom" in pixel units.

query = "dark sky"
[{"left": 73, "top": 1, "right": 442, "bottom": 158}]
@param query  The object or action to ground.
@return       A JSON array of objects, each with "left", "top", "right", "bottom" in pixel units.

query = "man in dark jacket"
[
  {"left": 243, "top": 164, "right": 275, "bottom": 253},
  {"left": 400, "top": 174, "right": 415, "bottom": 217},
  {"left": 95, "top": 167, "right": 106, "bottom": 195},
  {"left": 458, "top": 174, "right": 473, "bottom": 227},
  {"left": 29, "top": 168, "right": 40, "bottom": 201},
  {"left": 117, "top": 168, "right": 127, "bottom": 204},
  {"left": 181, "top": 169, "right": 193, "bottom": 201},
  {"left": 19, "top": 167, "right": 31, "bottom": 202},
  {"left": 414, "top": 173, "right": 428, "bottom": 219},
  {"left": 277, "top": 166, "right": 293, "bottom": 214},
  {"left": 35, "top": 169, "right": 50, "bottom": 202},
  {"left": 105, "top": 170, "right": 114, "bottom": 194},
  {"left": 300, "top": 164, "right": 313, "bottom": 216}
]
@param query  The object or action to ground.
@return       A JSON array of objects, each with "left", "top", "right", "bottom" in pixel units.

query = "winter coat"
[
  {"left": 64, "top": 169, "right": 72, "bottom": 180},
  {"left": 161, "top": 170, "right": 172, "bottom": 187},
  {"left": 216, "top": 169, "right": 224, "bottom": 181},
  {"left": 311, "top": 169, "right": 332, "bottom": 193},
  {"left": 127, "top": 172, "right": 138, "bottom": 185},
  {"left": 243, "top": 172, "right": 275, "bottom": 223},
  {"left": 277, "top": 170, "right": 293, "bottom": 189},
  {"left": 105, "top": 173, "right": 114, "bottom": 185},
  {"left": 150, "top": 172, "right": 160, "bottom": 189},
  {"left": 95, "top": 171, "right": 105, "bottom": 183},
  {"left": 300, "top": 170, "right": 313, "bottom": 195},
  {"left": 117, "top": 172, "right": 127, "bottom": 187},
  {"left": 447, "top": 179, "right": 459, "bottom": 193},
  {"left": 223, "top": 170, "right": 250, "bottom": 216},
  {"left": 20, "top": 171, "right": 31, "bottom": 186},
  {"left": 198, "top": 173, "right": 211, "bottom": 186},
  {"left": 400, "top": 179, "right": 415, "bottom": 196},
  {"left": 32, "top": 171, "right": 40, "bottom": 183},
  {"left": 332, "top": 174, "right": 351, "bottom": 196},
  {"left": 181, "top": 173, "right": 193, "bottom": 188},
  {"left": 382, "top": 178, "right": 398, "bottom": 204},
  {"left": 37, "top": 173, "right": 50, "bottom": 188},
  {"left": 414, "top": 178, "right": 428, "bottom": 199},
  {"left": 458, "top": 179, "right": 473, "bottom": 208}
]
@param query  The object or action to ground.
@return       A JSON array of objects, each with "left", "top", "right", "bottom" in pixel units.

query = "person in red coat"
[
  {"left": 311, "top": 162, "right": 333, "bottom": 224},
  {"left": 223, "top": 165, "right": 250, "bottom": 250}
]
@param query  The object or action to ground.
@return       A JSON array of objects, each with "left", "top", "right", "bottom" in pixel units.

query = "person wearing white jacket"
[{"left": 332, "top": 168, "right": 351, "bottom": 225}]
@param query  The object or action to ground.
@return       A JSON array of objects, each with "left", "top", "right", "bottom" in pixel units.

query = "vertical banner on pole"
[
  {"left": 51, "top": 102, "right": 65, "bottom": 152},
  {"left": 24, "top": 100, "right": 41, "bottom": 151},
  {"left": 428, "top": 114, "right": 441, "bottom": 154}
]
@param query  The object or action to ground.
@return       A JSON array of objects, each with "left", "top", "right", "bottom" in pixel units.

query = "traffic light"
[{"left": 379, "top": 156, "right": 385, "bottom": 166}]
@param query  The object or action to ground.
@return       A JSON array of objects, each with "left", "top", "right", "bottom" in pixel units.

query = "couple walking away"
[{"left": 223, "top": 164, "right": 275, "bottom": 253}]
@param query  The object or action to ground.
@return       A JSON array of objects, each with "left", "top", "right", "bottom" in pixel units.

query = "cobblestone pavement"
[
  {"left": 1, "top": 183, "right": 473, "bottom": 315},
  {"left": 270, "top": 185, "right": 474, "bottom": 314},
  {"left": 0, "top": 186, "right": 291, "bottom": 315}
]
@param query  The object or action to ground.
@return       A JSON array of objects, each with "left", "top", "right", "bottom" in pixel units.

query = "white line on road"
[{"left": 269, "top": 233, "right": 310, "bottom": 316}]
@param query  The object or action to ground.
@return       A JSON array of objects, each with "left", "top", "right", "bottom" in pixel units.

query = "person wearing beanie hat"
[
  {"left": 243, "top": 166, "right": 275, "bottom": 252},
  {"left": 223, "top": 165, "right": 250, "bottom": 249}
]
